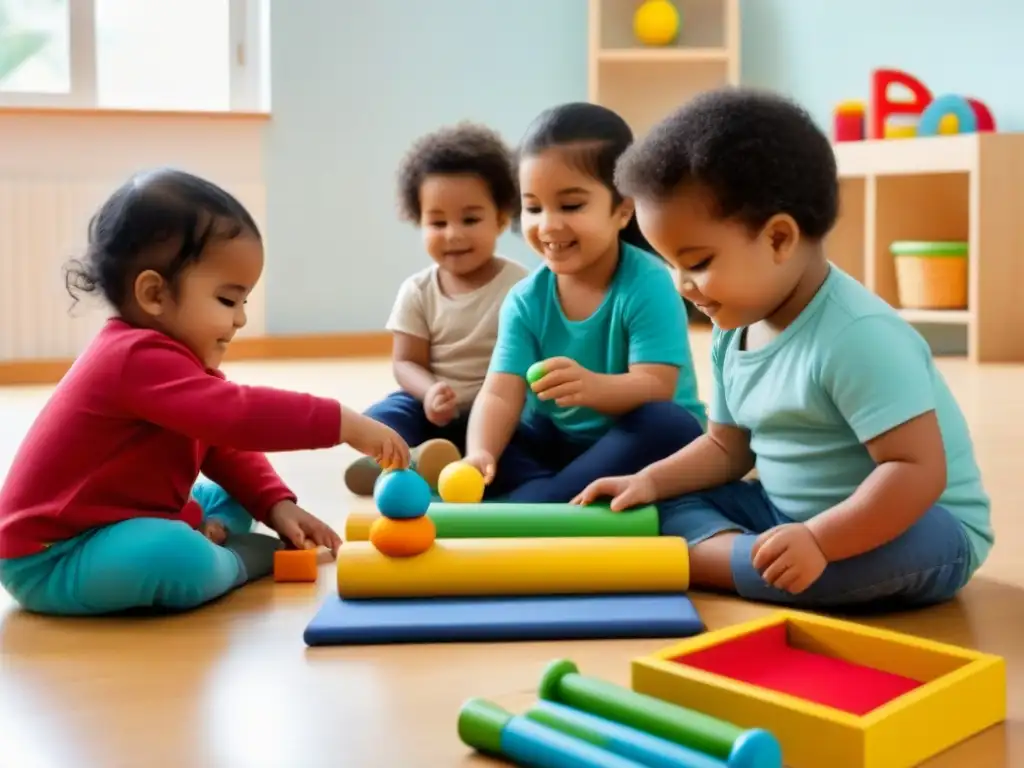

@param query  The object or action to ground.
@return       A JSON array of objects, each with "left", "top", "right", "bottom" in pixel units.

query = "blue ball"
[
  {"left": 729, "top": 728, "right": 783, "bottom": 768},
  {"left": 374, "top": 469, "right": 432, "bottom": 520}
]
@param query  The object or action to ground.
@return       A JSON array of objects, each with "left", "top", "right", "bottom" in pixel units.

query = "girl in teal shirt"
[{"left": 462, "top": 102, "right": 706, "bottom": 502}]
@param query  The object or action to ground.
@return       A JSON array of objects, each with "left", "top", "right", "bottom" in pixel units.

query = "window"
[{"left": 0, "top": 0, "right": 268, "bottom": 112}]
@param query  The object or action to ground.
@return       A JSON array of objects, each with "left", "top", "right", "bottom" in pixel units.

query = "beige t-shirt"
[{"left": 386, "top": 257, "right": 531, "bottom": 408}]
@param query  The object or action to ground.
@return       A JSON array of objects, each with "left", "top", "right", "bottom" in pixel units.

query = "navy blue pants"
[
  {"left": 659, "top": 479, "right": 974, "bottom": 609},
  {"left": 488, "top": 401, "right": 704, "bottom": 503},
  {"left": 364, "top": 391, "right": 470, "bottom": 451}
]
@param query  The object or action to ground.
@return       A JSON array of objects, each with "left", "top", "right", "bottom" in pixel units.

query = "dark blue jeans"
[
  {"left": 488, "top": 401, "right": 704, "bottom": 503},
  {"left": 364, "top": 391, "right": 469, "bottom": 451},
  {"left": 659, "top": 479, "right": 974, "bottom": 610}
]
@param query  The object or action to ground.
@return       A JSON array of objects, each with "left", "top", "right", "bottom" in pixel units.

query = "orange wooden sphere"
[{"left": 368, "top": 514, "right": 436, "bottom": 557}]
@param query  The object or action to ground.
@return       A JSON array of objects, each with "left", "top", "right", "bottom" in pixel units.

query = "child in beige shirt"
[{"left": 345, "top": 123, "right": 529, "bottom": 495}]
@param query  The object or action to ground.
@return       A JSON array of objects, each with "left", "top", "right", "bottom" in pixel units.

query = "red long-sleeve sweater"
[{"left": 0, "top": 318, "right": 343, "bottom": 559}]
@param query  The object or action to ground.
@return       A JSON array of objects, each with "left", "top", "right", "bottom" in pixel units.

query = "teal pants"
[{"left": 0, "top": 479, "right": 281, "bottom": 616}]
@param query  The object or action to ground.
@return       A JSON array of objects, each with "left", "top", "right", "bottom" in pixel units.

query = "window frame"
[{"left": 0, "top": 0, "right": 268, "bottom": 113}]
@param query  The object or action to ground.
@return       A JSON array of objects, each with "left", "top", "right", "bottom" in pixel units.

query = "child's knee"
[
  {"left": 191, "top": 478, "right": 255, "bottom": 535},
  {"left": 86, "top": 520, "right": 241, "bottom": 610},
  {"left": 124, "top": 521, "right": 214, "bottom": 568}
]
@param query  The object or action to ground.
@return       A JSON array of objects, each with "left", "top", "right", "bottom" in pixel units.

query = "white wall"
[
  {"left": 263, "top": 0, "right": 587, "bottom": 334},
  {"left": 0, "top": 111, "right": 266, "bottom": 361}
]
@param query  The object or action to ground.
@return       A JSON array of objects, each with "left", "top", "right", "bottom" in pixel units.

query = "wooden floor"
[{"left": 1, "top": 329, "right": 1021, "bottom": 767}]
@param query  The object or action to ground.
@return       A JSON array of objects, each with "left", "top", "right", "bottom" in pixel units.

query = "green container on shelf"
[{"left": 890, "top": 240, "right": 968, "bottom": 309}]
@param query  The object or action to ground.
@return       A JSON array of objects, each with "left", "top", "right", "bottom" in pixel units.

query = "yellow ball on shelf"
[
  {"left": 437, "top": 461, "right": 485, "bottom": 504},
  {"left": 634, "top": 0, "right": 681, "bottom": 47}
]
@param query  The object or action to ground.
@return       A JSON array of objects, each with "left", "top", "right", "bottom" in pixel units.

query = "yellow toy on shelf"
[{"left": 633, "top": 0, "right": 680, "bottom": 47}]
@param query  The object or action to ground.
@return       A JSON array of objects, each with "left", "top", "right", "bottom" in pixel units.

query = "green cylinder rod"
[
  {"left": 457, "top": 697, "right": 512, "bottom": 755},
  {"left": 423, "top": 501, "right": 659, "bottom": 538},
  {"left": 538, "top": 659, "right": 743, "bottom": 761}
]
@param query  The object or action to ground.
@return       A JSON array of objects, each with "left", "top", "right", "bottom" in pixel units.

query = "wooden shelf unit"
[
  {"left": 587, "top": 0, "right": 740, "bottom": 138},
  {"left": 827, "top": 132, "right": 1024, "bottom": 363}
]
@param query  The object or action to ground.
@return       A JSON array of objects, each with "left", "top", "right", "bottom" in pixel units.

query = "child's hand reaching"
[
  {"left": 571, "top": 473, "right": 657, "bottom": 511},
  {"left": 461, "top": 450, "right": 497, "bottom": 485},
  {"left": 341, "top": 408, "right": 411, "bottom": 471},
  {"left": 751, "top": 523, "right": 827, "bottom": 594},
  {"left": 267, "top": 500, "right": 343, "bottom": 556},
  {"left": 424, "top": 381, "right": 458, "bottom": 427}
]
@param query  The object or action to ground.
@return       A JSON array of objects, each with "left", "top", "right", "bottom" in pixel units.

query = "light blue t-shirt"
[
  {"left": 711, "top": 265, "right": 992, "bottom": 572},
  {"left": 490, "top": 242, "right": 706, "bottom": 443}
]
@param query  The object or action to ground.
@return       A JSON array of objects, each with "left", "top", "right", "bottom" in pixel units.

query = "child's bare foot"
[{"left": 201, "top": 519, "right": 228, "bottom": 545}]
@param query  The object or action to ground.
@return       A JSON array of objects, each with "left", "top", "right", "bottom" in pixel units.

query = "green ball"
[{"left": 526, "top": 362, "right": 546, "bottom": 385}]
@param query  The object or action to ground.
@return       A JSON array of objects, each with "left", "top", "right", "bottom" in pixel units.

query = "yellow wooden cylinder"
[
  {"left": 336, "top": 537, "right": 689, "bottom": 598},
  {"left": 345, "top": 507, "right": 377, "bottom": 541}
]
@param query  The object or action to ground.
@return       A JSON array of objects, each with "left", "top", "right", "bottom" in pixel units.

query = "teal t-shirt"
[
  {"left": 711, "top": 265, "right": 992, "bottom": 572},
  {"left": 490, "top": 242, "right": 706, "bottom": 443}
]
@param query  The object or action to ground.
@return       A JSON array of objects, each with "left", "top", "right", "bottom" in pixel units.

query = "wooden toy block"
[
  {"left": 630, "top": 610, "right": 1006, "bottom": 768},
  {"left": 273, "top": 548, "right": 318, "bottom": 582}
]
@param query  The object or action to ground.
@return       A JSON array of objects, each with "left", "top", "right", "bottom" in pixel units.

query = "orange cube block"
[{"left": 274, "top": 548, "right": 319, "bottom": 582}]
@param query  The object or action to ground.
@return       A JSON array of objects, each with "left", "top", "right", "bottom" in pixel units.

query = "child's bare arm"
[
  {"left": 640, "top": 420, "right": 755, "bottom": 499},
  {"left": 586, "top": 363, "right": 678, "bottom": 414},
  {"left": 806, "top": 410, "right": 946, "bottom": 561},
  {"left": 391, "top": 332, "right": 437, "bottom": 401},
  {"left": 465, "top": 372, "right": 526, "bottom": 463}
]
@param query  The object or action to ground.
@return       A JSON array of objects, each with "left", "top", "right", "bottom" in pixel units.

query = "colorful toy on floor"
[
  {"left": 368, "top": 514, "right": 436, "bottom": 557},
  {"left": 304, "top": 499, "right": 702, "bottom": 645},
  {"left": 304, "top": 593, "right": 703, "bottom": 646},
  {"left": 273, "top": 548, "right": 318, "bottom": 582},
  {"left": 366, "top": 468, "right": 436, "bottom": 557},
  {"left": 373, "top": 467, "right": 431, "bottom": 519},
  {"left": 831, "top": 68, "right": 996, "bottom": 142},
  {"left": 437, "top": 461, "right": 485, "bottom": 503},
  {"left": 344, "top": 500, "right": 660, "bottom": 541},
  {"left": 631, "top": 610, "right": 1007, "bottom": 768},
  {"left": 459, "top": 658, "right": 782, "bottom": 768},
  {"left": 335, "top": 536, "right": 689, "bottom": 598}
]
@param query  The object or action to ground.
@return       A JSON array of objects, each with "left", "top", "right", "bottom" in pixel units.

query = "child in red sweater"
[{"left": 0, "top": 168, "right": 409, "bottom": 615}]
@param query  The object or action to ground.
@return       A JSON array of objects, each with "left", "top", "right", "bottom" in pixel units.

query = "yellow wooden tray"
[{"left": 631, "top": 609, "right": 1005, "bottom": 768}]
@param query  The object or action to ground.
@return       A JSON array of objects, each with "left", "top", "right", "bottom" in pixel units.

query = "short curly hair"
[
  {"left": 615, "top": 87, "right": 839, "bottom": 240},
  {"left": 396, "top": 122, "right": 519, "bottom": 223}
]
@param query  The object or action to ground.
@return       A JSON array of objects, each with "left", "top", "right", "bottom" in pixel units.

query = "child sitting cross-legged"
[
  {"left": 460, "top": 103, "right": 707, "bottom": 502},
  {"left": 0, "top": 169, "right": 410, "bottom": 616},
  {"left": 344, "top": 123, "right": 530, "bottom": 495},
  {"left": 574, "top": 87, "right": 992, "bottom": 610}
]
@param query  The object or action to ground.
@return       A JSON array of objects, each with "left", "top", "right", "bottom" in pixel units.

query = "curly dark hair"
[
  {"left": 614, "top": 87, "right": 839, "bottom": 240},
  {"left": 396, "top": 122, "right": 519, "bottom": 223}
]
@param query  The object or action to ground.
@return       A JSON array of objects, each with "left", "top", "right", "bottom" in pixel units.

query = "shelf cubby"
[
  {"left": 588, "top": 0, "right": 740, "bottom": 138},
  {"left": 869, "top": 173, "right": 969, "bottom": 311},
  {"left": 833, "top": 133, "right": 1024, "bottom": 362},
  {"left": 825, "top": 177, "right": 867, "bottom": 284}
]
